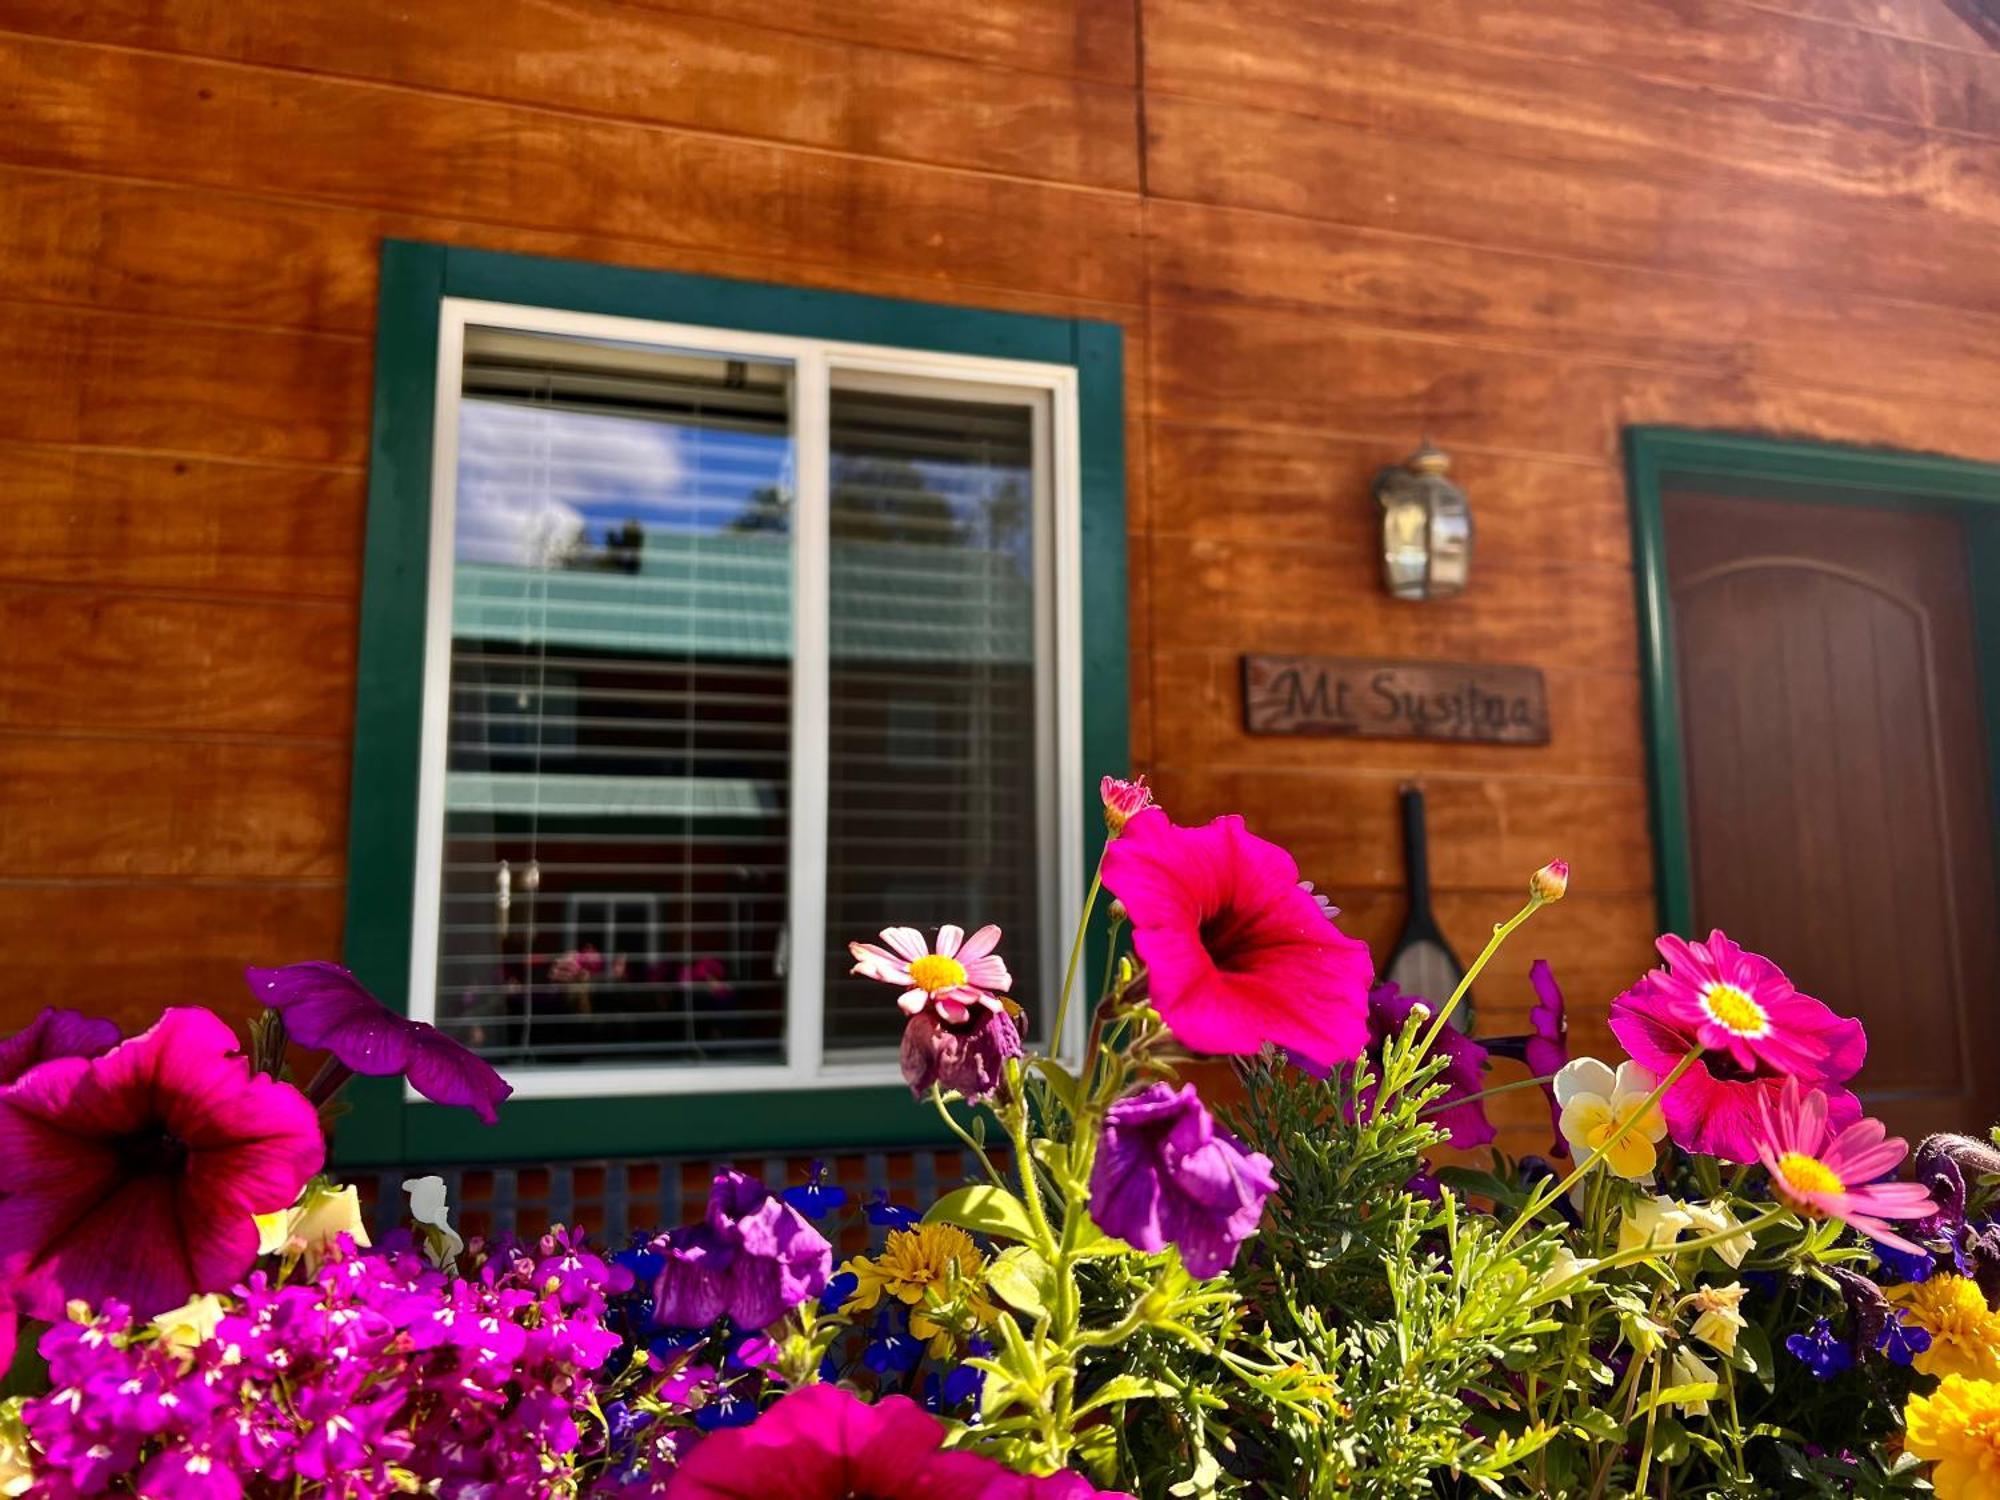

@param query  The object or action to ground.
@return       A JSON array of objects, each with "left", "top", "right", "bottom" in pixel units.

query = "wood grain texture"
[
  {"left": 0, "top": 36, "right": 1145, "bottom": 307},
  {"left": 0, "top": 0, "right": 1141, "bottom": 189},
  {"left": 0, "top": 445, "right": 362, "bottom": 598}
]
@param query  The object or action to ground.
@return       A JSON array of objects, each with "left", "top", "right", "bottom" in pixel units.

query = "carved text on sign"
[{"left": 1241, "top": 654, "right": 1550, "bottom": 744}]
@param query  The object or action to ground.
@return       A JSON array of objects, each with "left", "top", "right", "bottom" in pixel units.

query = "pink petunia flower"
[
  {"left": 1101, "top": 810, "right": 1373, "bottom": 1070},
  {"left": 1757, "top": 1076, "right": 1937, "bottom": 1255},
  {"left": 1608, "top": 930, "right": 1866, "bottom": 1164},
  {"left": 0, "top": 1007, "right": 325, "bottom": 1320},
  {"left": 667, "top": 1383, "right": 1132, "bottom": 1498},
  {"left": 848, "top": 924, "right": 1010, "bottom": 1025}
]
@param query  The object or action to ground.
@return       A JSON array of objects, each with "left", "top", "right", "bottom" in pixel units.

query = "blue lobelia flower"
[
  {"left": 1784, "top": 1318, "right": 1854, "bottom": 1380},
  {"left": 866, "top": 1191, "right": 920, "bottom": 1231},
  {"left": 1876, "top": 1311, "right": 1933, "bottom": 1367},
  {"left": 1873, "top": 1237, "right": 1935, "bottom": 1285},
  {"left": 818, "top": 1270, "right": 860, "bottom": 1315},
  {"left": 861, "top": 1310, "right": 923, "bottom": 1375},
  {"left": 783, "top": 1160, "right": 851, "bottom": 1221},
  {"left": 694, "top": 1388, "right": 760, "bottom": 1431}
]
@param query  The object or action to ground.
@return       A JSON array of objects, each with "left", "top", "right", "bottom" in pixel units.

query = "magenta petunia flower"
[
  {"left": 1347, "top": 982, "right": 1495, "bottom": 1150},
  {"left": 652, "top": 1170, "right": 832, "bottom": 1331},
  {"left": 1101, "top": 810, "right": 1373, "bottom": 1069},
  {"left": 246, "top": 962, "right": 513, "bottom": 1125},
  {"left": 0, "top": 1007, "right": 324, "bottom": 1320},
  {"left": 848, "top": 924, "right": 1011, "bottom": 1025},
  {"left": 0, "top": 1007, "right": 122, "bottom": 1087},
  {"left": 1757, "top": 1076, "right": 1937, "bottom": 1255},
  {"left": 667, "top": 1384, "right": 1132, "bottom": 1498},
  {"left": 1608, "top": 931, "right": 1866, "bottom": 1163},
  {"left": 1088, "top": 1081, "right": 1277, "bottom": 1278}
]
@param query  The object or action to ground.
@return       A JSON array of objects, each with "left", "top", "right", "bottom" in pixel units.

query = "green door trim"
[
  {"left": 341, "top": 240, "right": 1129, "bottom": 1166},
  {"left": 1626, "top": 426, "right": 2000, "bottom": 940}
]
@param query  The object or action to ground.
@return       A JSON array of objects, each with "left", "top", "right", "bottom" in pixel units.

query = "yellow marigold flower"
[
  {"left": 841, "top": 1223, "right": 998, "bottom": 1356},
  {"left": 1907, "top": 1374, "right": 2000, "bottom": 1500},
  {"left": 1889, "top": 1275, "right": 2000, "bottom": 1382}
]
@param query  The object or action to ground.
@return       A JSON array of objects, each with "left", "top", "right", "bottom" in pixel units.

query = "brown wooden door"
[{"left": 1665, "top": 491, "right": 2000, "bottom": 1138}]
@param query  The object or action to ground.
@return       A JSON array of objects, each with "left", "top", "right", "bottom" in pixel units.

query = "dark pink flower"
[
  {"left": 247, "top": 962, "right": 513, "bottom": 1125},
  {"left": 0, "top": 1007, "right": 324, "bottom": 1319},
  {"left": 667, "top": 1384, "right": 1131, "bottom": 1498},
  {"left": 1089, "top": 1081, "right": 1276, "bottom": 1278},
  {"left": 1609, "top": 931, "right": 1866, "bottom": 1163},
  {"left": 0, "top": 1007, "right": 121, "bottom": 1086},
  {"left": 1099, "top": 774, "right": 1154, "bottom": 836},
  {"left": 1101, "top": 810, "right": 1373, "bottom": 1069}
]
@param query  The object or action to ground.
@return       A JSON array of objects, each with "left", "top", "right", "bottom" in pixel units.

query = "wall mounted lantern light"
[{"left": 1375, "top": 440, "right": 1472, "bottom": 600}]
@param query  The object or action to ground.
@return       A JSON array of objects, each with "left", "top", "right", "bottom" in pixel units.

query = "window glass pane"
[
  {"left": 821, "top": 378, "right": 1049, "bottom": 1055},
  {"left": 434, "top": 326, "right": 795, "bottom": 1071}
]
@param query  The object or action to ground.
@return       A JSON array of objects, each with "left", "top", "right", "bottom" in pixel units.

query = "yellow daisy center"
[
  {"left": 1776, "top": 1152, "right": 1845, "bottom": 1197},
  {"left": 908, "top": 954, "right": 969, "bottom": 993},
  {"left": 1701, "top": 982, "right": 1769, "bottom": 1037}
]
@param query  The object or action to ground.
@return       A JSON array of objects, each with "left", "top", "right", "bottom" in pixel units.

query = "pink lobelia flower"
[
  {"left": 247, "top": 962, "right": 513, "bottom": 1125},
  {"left": 1608, "top": 930, "right": 1866, "bottom": 1164},
  {"left": 1757, "top": 1076, "right": 1937, "bottom": 1255},
  {"left": 0, "top": 1007, "right": 122, "bottom": 1087},
  {"left": 1101, "top": 810, "right": 1374, "bottom": 1070},
  {"left": 848, "top": 925, "right": 1011, "bottom": 1025},
  {"left": 0, "top": 1007, "right": 324, "bottom": 1320},
  {"left": 667, "top": 1384, "right": 1133, "bottom": 1499}
]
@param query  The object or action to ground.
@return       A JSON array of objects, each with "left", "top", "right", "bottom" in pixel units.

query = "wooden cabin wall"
[{"left": 2, "top": 0, "right": 1996, "bottom": 1144}]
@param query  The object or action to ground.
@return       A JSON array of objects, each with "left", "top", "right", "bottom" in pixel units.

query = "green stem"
[
  {"left": 1633, "top": 1349, "right": 1666, "bottom": 1497},
  {"left": 931, "top": 1084, "right": 1002, "bottom": 1187},
  {"left": 1411, "top": 893, "right": 1543, "bottom": 1061},
  {"left": 1537, "top": 1207, "right": 1787, "bottom": 1305},
  {"left": 1498, "top": 1047, "right": 1703, "bottom": 1253},
  {"left": 1416, "top": 1072, "right": 1556, "bottom": 1119},
  {"left": 1049, "top": 859, "right": 1105, "bottom": 1062},
  {"left": 1003, "top": 1082, "right": 1059, "bottom": 1261}
]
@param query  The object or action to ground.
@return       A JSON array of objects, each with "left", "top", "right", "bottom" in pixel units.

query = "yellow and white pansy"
[
  {"left": 254, "top": 1181, "right": 370, "bottom": 1270},
  {"left": 1682, "top": 1199, "right": 1751, "bottom": 1269},
  {"left": 150, "top": 1292, "right": 229, "bottom": 1365},
  {"left": 1554, "top": 1057, "right": 1667, "bottom": 1182},
  {"left": 1618, "top": 1194, "right": 1694, "bottom": 1256},
  {"left": 1686, "top": 1282, "right": 1749, "bottom": 1355}
]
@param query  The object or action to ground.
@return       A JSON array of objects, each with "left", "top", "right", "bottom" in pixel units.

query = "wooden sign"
[{"left": 1242, "top": 654, "right": 1550, "bottom": 744}]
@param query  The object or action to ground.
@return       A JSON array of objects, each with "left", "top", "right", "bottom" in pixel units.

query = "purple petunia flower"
[
  {"left": 1088, "top": 1081, "right": 1276, "bottom": 1278},
  {"left": 652, "top": 1170, "right": 832, "bottom": 1331},
  {"left": 0, "top": 1006, "right": 121, "bottom": 1087},
  {"left": 1488, "top": 962, "right": 1570, "bottom": 1155},
  {"left": 1328, "top": 982, "right": 1495, "bottom": 1150},
  {"left": 899, "top": 1006, "right": 1023, "bottom": 1105},
  {"left": 247, "top": 962, "right": 513, "bottom": 1125}
]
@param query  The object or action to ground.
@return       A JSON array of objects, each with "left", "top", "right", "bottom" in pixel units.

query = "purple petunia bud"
[
  {"left": 899, "top": 1006, "right": 1022, "bottom": 1105},
  {"left": 1087, "top": 1081, "right": 1276, "bottom": 1279}
]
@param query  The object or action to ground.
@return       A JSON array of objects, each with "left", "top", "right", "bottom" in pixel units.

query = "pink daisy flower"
[
  {"left": 1757, "top": 1076, "right": 1937, "bottom": 1255},
  {"left": 1608, "top": 929, "right": 1865, "bottom": 1164},
  {"left": 849, "top": 924, "right": 1011, "bottom": 1024},
  {"left": 1101, "top": 810, "right": 1373, "bottom": 1070}
]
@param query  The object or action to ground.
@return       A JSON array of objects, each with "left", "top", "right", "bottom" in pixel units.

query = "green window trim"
[
  {"left": 339, "top": 241, "right": 1128, "bottom": 1167},
  {"left": 1626, "top": 426, "right": 2000, "bottom": 943}
]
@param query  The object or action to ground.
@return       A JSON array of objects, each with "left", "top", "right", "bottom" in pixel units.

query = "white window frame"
[{"left": 406, "top": 297, "right": 1086, "bottom": 1100}]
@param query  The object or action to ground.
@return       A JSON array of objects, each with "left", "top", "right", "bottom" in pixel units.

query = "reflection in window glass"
[
  {"left": 435, "top": 327, "right": 796, "bottom": 1070},
  {"left": 821, "top": 380, "right": 1049, "bottom": 1055}
]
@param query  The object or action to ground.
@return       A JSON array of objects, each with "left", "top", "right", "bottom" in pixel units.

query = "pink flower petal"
[
  {"left": 879, "top": 927, "right": 930, "bottom": 963},
  {"left": 934, "top": 924, "right": 965, "bottom": 959},
  {"left": 956, "top": 925, "right": 1003, "bottom": 963}
]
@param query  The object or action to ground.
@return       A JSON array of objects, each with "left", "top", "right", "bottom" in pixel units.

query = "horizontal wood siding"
[{"left": 0, "top": 0, "right": 1990, "bottom": 1148}]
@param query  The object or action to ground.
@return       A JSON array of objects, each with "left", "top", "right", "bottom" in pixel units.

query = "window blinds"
[{"left": 428, "top": 325, "right": 1051, "bottom": 1077}]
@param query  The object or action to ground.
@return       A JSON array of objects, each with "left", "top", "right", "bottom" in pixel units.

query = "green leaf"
[
  {"left": 1730, "top": 1321, "right": 1777, "bottom": 1391},
  {"left": 925, "top": 1185, "right": 1037, "bottom": 1244},
  {"left": 1636, "top": 1381, "right": 1720, "bottom": 1418},
  {"left": 1029, "top": 1057, "right": 1083, "bottom": 1117},
  {"left": 1569, "top": 1407, "right": 1625, "bottom": 1443},
  {"left": 986, "top": 1245, "right": 1051, "bottom": 1317},
  {"left": 1078, "top": 1374, "right": 1176, "bottom": 1413}
]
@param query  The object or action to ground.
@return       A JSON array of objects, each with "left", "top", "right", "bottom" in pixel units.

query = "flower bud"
[
  {"left": 1530, "top": 860, "right": 1569, "bottom": 904},
  {"left": 1099, "top": 775, "right": 1154, "bottom": 836}
]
